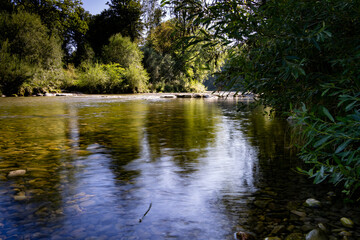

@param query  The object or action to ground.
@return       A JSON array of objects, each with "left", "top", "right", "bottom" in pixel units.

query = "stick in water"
[{"left": 139, "top": 203, "right": 152, "bottom": 223}]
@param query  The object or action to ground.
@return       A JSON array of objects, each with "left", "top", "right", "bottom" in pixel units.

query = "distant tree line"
[{"left": 0, "top": 0, "right": 224, "bottom": 96}]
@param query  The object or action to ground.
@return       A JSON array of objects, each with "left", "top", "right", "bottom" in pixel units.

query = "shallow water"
[{"left": 0, "top": 96, "right": 352, "bottom": 239}]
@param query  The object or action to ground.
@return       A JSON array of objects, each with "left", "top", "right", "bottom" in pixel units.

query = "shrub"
[{"left": 78, "top": 63, "right": 126, "bottom": 93}]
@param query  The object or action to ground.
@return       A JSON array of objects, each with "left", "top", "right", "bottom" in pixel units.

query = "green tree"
[
  {"left": 102, "top": 33, "right": 149, "bottom": 93},
  {"left": 143, "top": 19, "right": 224, "bottom": 92},
  {"left": 12, "top": 0, "right": 88, "bottom": 60},
  {"left": 0, "top": 0, "right": 13, "bottom": 13},
  {"left": 86, "top": 0, "right": 143, "bottom": 57},
  {"left": 169, "top": 0, "right": 360, "bottom": 196},
  {"left": 103, "top": 34, "right": 144, "bottom": 68},
  {"left": 0, "top": 11, "right": 63, "bottom": 95}
]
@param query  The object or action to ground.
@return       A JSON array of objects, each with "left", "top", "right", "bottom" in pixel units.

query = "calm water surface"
[{"left": 0, "top": 96, "right": 311, "bottom": 239}]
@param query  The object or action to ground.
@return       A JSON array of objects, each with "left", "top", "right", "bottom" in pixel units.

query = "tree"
[
  {"left": 0, "top": 11, "right": 63, "bottom": 95},
  {"left": 102, "top": 33, "right": 149, "bottom": 93},
  {"left": 103, "top": 34, "right": 144, "bottom": 68},
  {"left": 86, "top": 0, "right": 143, "bottom": 57},
  {"left": 143, "top": 19, "right": 225, "bottom": 92},
  {"left": 0, "top": 0, "right": 13, "bottom": 13},
  {"left": 170, "top": 0, "right": 360, "bottom": 196},
  {"left": 12, "top": 0, "right": 88, "bottom": 60}
]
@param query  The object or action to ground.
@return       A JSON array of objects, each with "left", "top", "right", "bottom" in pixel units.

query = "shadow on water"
[{"left": 0, "top": 96, "right": 359, "bottom": 239}]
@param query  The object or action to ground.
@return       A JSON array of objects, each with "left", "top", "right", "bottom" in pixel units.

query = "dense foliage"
[
  {"left": 0, "top": 0, "right": 222, "bottom": 95},
  {"left": 0, "top": 11, "right": 63, "bottom": 95},
  {"left": 166, "top": 0, "right": 360, "bottom": 197}
]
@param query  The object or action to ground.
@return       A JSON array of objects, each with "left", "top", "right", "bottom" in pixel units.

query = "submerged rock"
[
  {"left": 304, "top": 198, "right": 321, "bottom": 208},
  {"left": 291, "top": 210, "right": 307, "bottom": 218},
  {"left": 305, "top": 229, "right": 328, "bottom": 240},
  {"left": 13, "top": 192, "right": 27, "bottom": 201},
  {"left": 340, "top": 217, "right": 354, "bottom": 228},
  {"left": 8, "top": 169, "right": 26, "bottom": 177},
  {"left": 286, "top": 233, "right": 305, "bottom": 240},
  {"left": 265, "top": 237, "right": 281, "bottom": 240},
  {"left": 271, "top": 225, "right": 286, "bottom": 235},
  {"left": 234, "top": 231, "right": 256, "bottom": 240}
]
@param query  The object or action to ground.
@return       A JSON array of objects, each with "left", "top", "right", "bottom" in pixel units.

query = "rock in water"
[
  {"left": 234, "top": 231, "right": 256, "bottom": 240},
  {"left": 304, "top": 198, "right": 321, "bottom": 208},
  {"left": 265, "top": 237, "right": 282, "bottom": 240},
  {"left": 286, "top": 233, "right": 305, "bottom": 240},
  {"left": 8, "top": 169, "right": 26, "bottom": 177},
  {"left": 306, "top": 229, "right": 328, "bottom": 240},
  {"left": 340, "top": 217, "right": 354, "bottom": 228}
]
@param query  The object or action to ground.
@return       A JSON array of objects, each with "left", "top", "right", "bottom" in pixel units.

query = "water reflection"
[{"left": 0, "top": 96, "right": 300, "bottom": 239}]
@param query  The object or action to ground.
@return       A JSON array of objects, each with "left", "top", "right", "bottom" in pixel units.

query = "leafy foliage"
[
  {"left": 86, "top": 0, "right": 143, "bottom": 57},
  {"left": 0, "top": 11, "right": 63, "bottom": 95},
  {"left": 102, "top": 33, "right": 149, "bottom": 92},
  {"left": 143, "top": 19, "right": 225, "bottom": 92},
  {"left": 78, "top": 63, "right": 126, "bottom": 93},
  {"left": 168, "top": 0, "right": 360, "bottom": 196},
  {"left": 12, "top": 0, "right": 89, "bottom": 59}
]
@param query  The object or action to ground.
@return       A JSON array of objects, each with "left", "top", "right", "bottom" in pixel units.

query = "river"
[{"left": 0, "top": 95, "right": 358, "bottom": 239}]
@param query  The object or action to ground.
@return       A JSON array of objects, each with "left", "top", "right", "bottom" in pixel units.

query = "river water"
[{"left": 0, "top": 96, "right": 358, "bottom": 240}]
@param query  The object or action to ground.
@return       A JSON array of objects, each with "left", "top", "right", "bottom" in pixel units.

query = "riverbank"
[{"left": 1, "top": 91, "right": 257, "bottom": 101}]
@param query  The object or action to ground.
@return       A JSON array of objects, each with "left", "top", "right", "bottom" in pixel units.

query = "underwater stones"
[
  {"left": 305, "top": 229, "right": 328, "bottom": 240},
  {"left": 304, "top": 198, "right": 321, "bottom": 208},
  {"left": 317, "top": 223, "right": 327, "bottom": 232},
  {"left": 271, "top": 225, "right": 286, "bottom": 235},
  {"left": 285, "top": 233, "right": 305, "bottom": 240},
  {"left": 264, "top": 237, "right": 282, "bottom": 240},
  {"left": 13, "top": 192, "right": 27, "bottom": 201},
  {"left": 254, "top": 199, "right": 272, "bottom": 208},
  {"left": 340, "top": 217, "right": 354, "bottom": 228},
  {"left": 291, "top": 210, "right": 307, "bottom": 218},
  {"left": 234, "top": 231, "right": 256, "bottom": 240},
  {"left": 338, "top": 231, "right": 351, "bottom": 237},
  {"left": 7, "top": 169, "right": 26, "bottom": 177}
]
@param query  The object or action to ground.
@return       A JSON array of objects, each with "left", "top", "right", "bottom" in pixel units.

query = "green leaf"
[
  {"left": 345, "top": 101, "right": 357, "bottom": 112},
  {"left": 314, "top": 135, "right": 331, "bottom": 148},
  {"left": 335, "top": 139, "right": 352, "bottom": 154},
  {"left": 322, "top": 107, "right": 335, "bottom": 122}
]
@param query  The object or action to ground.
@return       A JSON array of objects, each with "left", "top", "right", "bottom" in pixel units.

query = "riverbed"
[{"left": 0, "top": 95, "right": 358, "bottom": 239}]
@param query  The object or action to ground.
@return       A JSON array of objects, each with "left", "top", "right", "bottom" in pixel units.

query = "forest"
[
  {"left": 0, "top": 0, "right": 224, "bottom": 96},
  {"left": 0, "top": 0, "right": 359, "bottom": 198}
]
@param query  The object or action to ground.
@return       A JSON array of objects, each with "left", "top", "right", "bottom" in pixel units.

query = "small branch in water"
[{"left": 139, "top": 203, "right": 152, "bottom": 223}]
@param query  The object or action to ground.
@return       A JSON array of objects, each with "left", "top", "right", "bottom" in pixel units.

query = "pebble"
[
  {"left": 271, "top": 225, "right": 285, "bottom": 235},
  {"left": 304, "top": 198, "right": 321, "bottom": 208},
  {"left": 305, "top": 229, "right": 327, "bottom": 240},
  {"left": 7, "top": 169, "right": 26, "bottom": 177},
  {"left": 13, "top": 192, "right": 27, "bottom": 201},
  {"left": 285, "top": 233, "right": 304, "bottom": 240},
  {"left": 264, "top": 237, "right": 281, "bottom": 240},
  {"left": 234, "top": 231, "right": 256, "bottom": 240},
  {"left": 340, "top": 217, "right": 354, "bottom": 228},
  {"left": 339, "top": 231, "right": 351, "bottom": 237},
  {"left": 317, "top": 223, "right": 327, "bottom": 232},
  {"left": 291, "top": 210, "right": 307, "bottom": 218}
]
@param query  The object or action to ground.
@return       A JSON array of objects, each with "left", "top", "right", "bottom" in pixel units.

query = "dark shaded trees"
[
  {"left": 86, "top": 0, "right": 143, "bottom": 57},
  {"left": 169, "top": 0, "right": 360, "bottom": 196},
  {"left": 12, "top": 0, "right": 88, "bottom": 60},
  {"left": 0, "top": 11, "right": 63, "bottom": 95}
]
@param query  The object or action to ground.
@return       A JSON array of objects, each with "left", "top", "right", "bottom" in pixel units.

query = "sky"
[{"left": 82, "top": 0, "right": 109, "bottom": 15}]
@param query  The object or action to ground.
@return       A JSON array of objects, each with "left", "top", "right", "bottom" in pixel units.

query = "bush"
[
  {"left": 123, "top": 63, "right": 149, "bottom": 93},
  {"left": 78, "top": 63, "right": 126, "bottom": 93},
  {"left": 0, "top": 11, "right": 63, "bottom": 95},
  {"left": 294, "top": 79, "right": 360, "bottom": 198}
]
